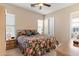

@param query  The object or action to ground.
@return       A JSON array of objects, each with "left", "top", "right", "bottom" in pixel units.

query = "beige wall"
[
  {"left": 0, "top": 4, "right": 43, "bottom": 55},
  {"left": 0, "top": 5, "right": 6, "bottom": 55},
  {"left": 2, "top": 4, "right": 43, "bottom": 30},
  {"left": 46, "top": 4, "right": 79, "bottom": 43}
]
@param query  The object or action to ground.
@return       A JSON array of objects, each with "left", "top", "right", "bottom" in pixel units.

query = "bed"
[{"left": 16, "top": 30, "right": 59, "bottom": 56}]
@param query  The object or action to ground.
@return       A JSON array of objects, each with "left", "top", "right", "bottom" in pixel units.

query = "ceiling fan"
[{"left": 31, "top": 3, "right": 51, "bottom": 10}]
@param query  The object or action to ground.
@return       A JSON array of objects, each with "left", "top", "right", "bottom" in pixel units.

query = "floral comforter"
[{"left": 17, "top": 35, "right": 59, "bottom": 56}]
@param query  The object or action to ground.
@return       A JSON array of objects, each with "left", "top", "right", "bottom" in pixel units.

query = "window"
[
  {"left": 37, "top": 20, "right": 43, "bottom": 34},
  {"left": 44, "top": 19, "right": 48, "bottom": 35},
  {"left": 48, "top": 17, "right": 54, "bottom": 36},
  {"left": 6, "top": 13, "right": 15, "bottom": 40},
  {"left": 44, "top": 17, "right": 54, "bottom": 36},
  {"left": 37, "top": 17, "right": 54, "bottom": 36},
  {"left": 70, "top": 11, "right": 79, "bottom": 39},
  {"left": 72, "top": 18, "right": 79, "bottom": 32}
]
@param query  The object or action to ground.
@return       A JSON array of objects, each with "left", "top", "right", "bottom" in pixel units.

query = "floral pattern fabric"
[{"left": 24, "top": 37, "right": 59, "bottom": 56}]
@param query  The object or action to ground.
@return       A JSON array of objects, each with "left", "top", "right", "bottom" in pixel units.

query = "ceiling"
[{"left": 11, "top": 3, "right": 74, "bottom": 15}]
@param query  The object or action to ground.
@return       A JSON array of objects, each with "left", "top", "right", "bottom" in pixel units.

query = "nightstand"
[{"left": 6, "top": 39, "right": 16, "bottom": 50}]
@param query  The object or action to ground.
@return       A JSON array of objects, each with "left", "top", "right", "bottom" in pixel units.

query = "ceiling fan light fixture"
[
  {"left": 31, "top": 3, "right": 51, "bottom": 10},
  {"left": 39, "top": 3, "right": 43, "bottom": 7},
  {"left": 34, "top": 4, "right": 39, "bottom": 7}
]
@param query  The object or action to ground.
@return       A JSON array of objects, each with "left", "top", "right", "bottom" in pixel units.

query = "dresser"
[{"left": 6, "top": 39, "right": 16, "bottom": 50}]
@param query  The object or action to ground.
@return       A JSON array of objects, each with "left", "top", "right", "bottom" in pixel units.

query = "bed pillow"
[
  {"left": 26, "top": 30, "right": 32, "bottom": 36},
  {"left": 31, "top": 31, "right": 39, "bottom": 35}
]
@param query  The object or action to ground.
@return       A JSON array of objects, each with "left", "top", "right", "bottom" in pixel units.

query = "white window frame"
[
  {"left": 6, "top": 12, "right": 16, "bottom": 40},
  {"left": 37, "top": 19, "right": 43, "bottom": 34},
  {"left": 70, "top": 11, "right": 79, "bottom": 39}
]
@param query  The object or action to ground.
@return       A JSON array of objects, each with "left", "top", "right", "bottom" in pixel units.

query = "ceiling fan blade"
[
  {"left": 31, "top": 3, "right": 39, "bottom": 7},
  {"left": 43, "top": 3, "right": 51, "bottom": 7}
]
